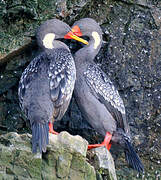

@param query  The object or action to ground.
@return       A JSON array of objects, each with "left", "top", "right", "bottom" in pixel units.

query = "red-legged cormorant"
[
  {"left": 18, "top": 19, "right": 88, "bottom": 153},
  {"left": 67, "top": 18, "right": 144, "bottom": 172}
]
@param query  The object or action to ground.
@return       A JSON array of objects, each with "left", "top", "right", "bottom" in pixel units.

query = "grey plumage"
[
  {"left": 18, "top": 19, "right": 76, "bottom": 153},
  {"left": 84, "top": 64, "right": 131, "bottom": 136},
  {"left": 72, "top": 18, "right": 143, "bottom": 172},
  {"left": 48, "top": 49, "right": 76, "bottom": 120},
  {"left": 84, "top": 64, "right": 125, "bottom": 114}
]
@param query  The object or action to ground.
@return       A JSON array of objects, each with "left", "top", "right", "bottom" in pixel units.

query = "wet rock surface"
[{"left": 0, "top": 0, "right": 161, "bottom": 179}]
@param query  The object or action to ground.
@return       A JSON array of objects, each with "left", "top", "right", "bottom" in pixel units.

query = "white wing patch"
[
  {"left": 43, "top": 33, "right": 55, "bottom": 49},
  {"left": 92, "top": 31, "right": 101, "bottom": 49}
]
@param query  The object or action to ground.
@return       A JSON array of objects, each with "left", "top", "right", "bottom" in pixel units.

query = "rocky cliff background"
[{"left": 0, "top": 0, "right": 161, "bottom": 179}]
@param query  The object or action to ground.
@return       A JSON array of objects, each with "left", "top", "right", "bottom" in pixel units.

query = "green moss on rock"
[{"left": 0, "top": 132, "right": 97, "bottom": 179}]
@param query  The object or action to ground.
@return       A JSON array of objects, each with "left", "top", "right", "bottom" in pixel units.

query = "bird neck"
[
  {"left": 44, "top": 40, "right": 70, "bottom": 62},
  {"left": 41, "top": 40, "right": 70, "bottom": 52},
  {"left": 74, "top": 38, "right": 102, "bottom": 68},
  {"left": 52, "top": 40, "right": 70, "bottom": 51}
]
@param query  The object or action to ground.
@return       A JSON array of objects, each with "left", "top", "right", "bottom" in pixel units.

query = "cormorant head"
[
  {"left": 36, "top": 19, "right": 88, "bottom": 50},
  {"left": 71, "top": 18, "right": 103, "bottom": 50}
]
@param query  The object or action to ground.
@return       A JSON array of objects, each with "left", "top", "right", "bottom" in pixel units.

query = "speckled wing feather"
[
  {"left": 84, "top": 64, "right": 129, "bottom": 131},
  {"left": 18, "top": 52, "right": 46, "bottom": 113},
  {"left": 48, "top": 49, "right": 76, "bottom": 121}
]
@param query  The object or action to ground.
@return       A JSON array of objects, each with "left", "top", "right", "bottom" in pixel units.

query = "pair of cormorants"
[{"left": 18, "top": 18, "right": 144, "bottom": 172}]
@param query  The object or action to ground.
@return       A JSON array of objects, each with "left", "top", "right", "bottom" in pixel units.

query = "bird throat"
[
  {"left": 42, "top": 33, "right": 55, "bottom": 49},
  {"left": 92, "top": 31, "right": 101, "bottom": 49}
]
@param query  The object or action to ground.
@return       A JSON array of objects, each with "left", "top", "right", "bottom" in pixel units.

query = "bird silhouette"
[{"left": 67, "top": 18, "right": 144, "bottom": 172}]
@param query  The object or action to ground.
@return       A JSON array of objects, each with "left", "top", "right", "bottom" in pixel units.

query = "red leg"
[
  {"left": 107, "top": 143, "right": 112, "bottom": 151},
  {"left": 88, "top": 132, "right": 112, "bottom": 151},
  {"left": 49, "top": 122, "right": 59, "bottom": 135}
]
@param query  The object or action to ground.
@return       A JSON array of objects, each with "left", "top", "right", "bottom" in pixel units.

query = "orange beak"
[
  {"left": 64, "top": 27, "right": 88, "bottom": 45},
  {"left": 71, "top": 25, "right": 82, "bottom": 36}
]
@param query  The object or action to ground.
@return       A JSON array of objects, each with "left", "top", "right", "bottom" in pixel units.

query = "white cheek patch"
[
  {"left": 42, "top": 33, "right": 55, "bottom": 49},
  {"left": 92, "top": 31, "right": 101, "bottom": 49}
]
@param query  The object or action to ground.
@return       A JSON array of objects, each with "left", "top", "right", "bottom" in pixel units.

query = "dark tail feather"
[
  {"left": 124, "top": 139, "right": 144, "bottom": 173},
  {"left": 32, "top": 122, "right": 49, "bottom": 153}
]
